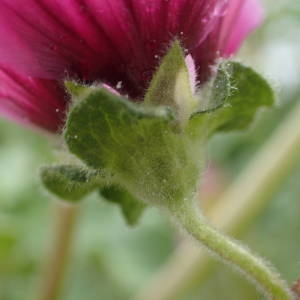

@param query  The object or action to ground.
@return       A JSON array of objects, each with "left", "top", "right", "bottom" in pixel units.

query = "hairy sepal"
[
  {"left": 145, "top": 41, "right": 198, "bottom": 125},
  {"left": 40, "top": 164, "right": 109, "bottom": 202},
  {"left": 187, "top": 61, "right": 274, "bottom": 139},
  {"left": 100, "top": 185, "right": 146, "bottom": 226}
]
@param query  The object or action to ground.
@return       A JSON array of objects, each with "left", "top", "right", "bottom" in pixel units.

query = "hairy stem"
[
  {"left": 39, "top": 202, "right": 78, "bottom": 300},
  {"left": 134, "top": 100, "right": 300, "bottom": 300},
  {"left": 174, "top": 203, "right": 293, "bottom": 300}
]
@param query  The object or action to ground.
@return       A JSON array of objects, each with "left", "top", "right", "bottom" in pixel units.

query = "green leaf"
[
  {"left": 65, "top": 88, "right": 201, "bottom": 208},
  {"left": 145, "top": 41, "right": 198, "bottom": 124},
  {"left": 100, "top": 185, "right": 146, "bottom": 226},
  {"left": 41, "top": 165, "right": 108, "bottom": 202},
  {"left": 187, "top": 61, "right": 274, "bottom": 139}
]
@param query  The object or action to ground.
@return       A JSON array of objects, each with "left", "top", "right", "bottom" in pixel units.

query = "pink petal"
[
  {"left": 0, "top": 65, "right": 67, "bottom": 132},
  {"left": 219, "top": 0, "right": 264, "bottom": 56},
  {"left": 0, "top": 0, "right": 228, "bottom": 98},
  {"left": 0, "top": 0, "right": 263, "bottom": 132},
  {"left": 185, "top": 55, "right": 197, "bottom": 94}
]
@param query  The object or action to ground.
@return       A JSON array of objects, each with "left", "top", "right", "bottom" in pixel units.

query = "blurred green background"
[{"left": 0, "top": 0, "right": 300, "bottom": 299}]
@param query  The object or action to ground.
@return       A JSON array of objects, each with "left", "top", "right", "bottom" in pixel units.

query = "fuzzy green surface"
[
  {"left": 65, "top": 88, "right": 200, "bottom": 209},
  {"left": 144, "top": 41, "right": 198, "bottom": 123},
  {"left": 101, "top": 185, "right": 146, "bottom": 226},
  {"left": 41, "top": 165, "right": 106, "bottom": 202},
  {"left": 187, "top": 62, "right": 274, "bottom": 139}
]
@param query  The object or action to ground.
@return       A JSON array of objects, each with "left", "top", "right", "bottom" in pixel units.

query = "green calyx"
[{"left": 41, "top": 42, "right": 274, "bottom": 224}]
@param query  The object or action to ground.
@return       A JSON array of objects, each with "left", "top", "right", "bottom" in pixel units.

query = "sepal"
[
  {"left": 100, "top": 185, "right": 146, "bottom": 225},
  {"left": 187, "top": 61, "right": 274, "bottom": 139},
  {"left": 40, "top": 164, "right": 106, "bottom": 202},
  {"left": 145, "top": 41, "right": 198, "bottom": 124}
]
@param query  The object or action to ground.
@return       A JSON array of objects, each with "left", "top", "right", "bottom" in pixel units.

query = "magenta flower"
[
  {"left": 0, "top": 66, "right": 67, "bottom": 131},
  {"left": 0, "top": 0, "right": 262, "bottom": 132}
]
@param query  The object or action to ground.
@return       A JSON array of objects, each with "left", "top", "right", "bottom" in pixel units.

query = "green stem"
[
  {"left": 38, "top": 202, "right": 78, "bottom": 300},
  {"left": 173, "top": 203, "right": 293, "bottom": 300}
]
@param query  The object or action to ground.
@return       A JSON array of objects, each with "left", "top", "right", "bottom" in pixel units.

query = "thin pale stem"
[
  {"left": 291, "top": 278, "right": 300, "bottom": 298},
  {"left": 134, "top": 100, "right": 300, "bottom": 300},
  {"left": 174, "top": 203, "right": 293, "bottom": 300},
  {"left": 38, "top": 202, "right": 78, "bottom": 300}
]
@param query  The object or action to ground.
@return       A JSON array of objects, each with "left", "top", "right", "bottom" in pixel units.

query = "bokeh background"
[{"left": 0, "top": 0, "right": 300, "bottom": 299}]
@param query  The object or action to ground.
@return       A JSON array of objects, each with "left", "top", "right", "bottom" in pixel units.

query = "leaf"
[
  {"left": 41, "top": 165, "right": 108, "bottom": 202},
  {"left": 145, "top": 41, "right": 198, "bottom": 124},
  {"left": 187, "top": 61, "right": 274, "bottom": 139},
  {"left": 100, "top": 185, "right": 146, "bottom": 226},
  {"left": 65, "top": 88, "right": 201, "bottom": 207}
]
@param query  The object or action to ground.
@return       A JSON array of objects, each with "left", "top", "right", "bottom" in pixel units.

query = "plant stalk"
[
  {"left": 173, "top": 203, "right": 292, "bottom": 300},
  {"left": 38, "top": 202, "right": 78, "bottom": 300}
]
